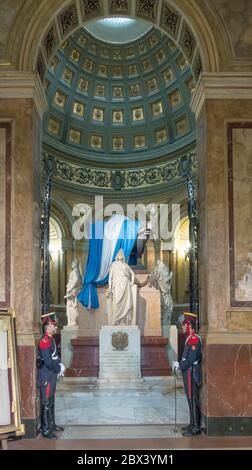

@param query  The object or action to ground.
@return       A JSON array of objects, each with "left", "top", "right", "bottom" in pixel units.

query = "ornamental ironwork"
[{"left": 41, "top": 158, "right": 53, "bottom": 315}]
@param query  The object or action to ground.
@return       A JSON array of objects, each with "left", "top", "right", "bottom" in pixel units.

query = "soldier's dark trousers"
[
  {"left": 40, "top": 381, "right": 56, "bottom": 438},
  {"left": 49, "top": 382, "right": 64, "bottom": 431},
  {"left": 183, "top": 369, "right": 201, "bottom": 431}
]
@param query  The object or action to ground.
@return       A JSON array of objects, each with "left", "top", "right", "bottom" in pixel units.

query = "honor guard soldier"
[
  {"left": 37, "top": 312, "right": 65, "bottom": 439},
  {"left": 172, "top": 312, "right": 202, "bottom": 436}
]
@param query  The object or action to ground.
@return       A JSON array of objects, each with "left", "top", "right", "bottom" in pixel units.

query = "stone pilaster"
[
  {"left": 191, "top": 73, "right": 252, "bottom": 435},
  {"left": 0, "top": 71, "right": 47, "bottom": 437}
]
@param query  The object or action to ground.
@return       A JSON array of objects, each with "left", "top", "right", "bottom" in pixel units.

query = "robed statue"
[
  {"left": 106, "top": 249, "right": 136, "bottom": 326},
  {"left": 151, "top": 260, "right": 173, "bottom": 326},
  {"left": 65, "top": 259, "right": 82, "bottom": 326}
]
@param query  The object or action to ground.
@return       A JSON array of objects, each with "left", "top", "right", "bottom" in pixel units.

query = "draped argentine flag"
[{"left": 78, "top": 215, "right": 140, "bottom": 309}]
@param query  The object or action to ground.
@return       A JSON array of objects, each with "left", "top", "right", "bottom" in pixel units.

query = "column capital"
[
  {"left": 0, "top": 70, "right": 48, "bottom": 118},
  {"left": 191, "top": 72, "right": 252, "bottom": 119}
]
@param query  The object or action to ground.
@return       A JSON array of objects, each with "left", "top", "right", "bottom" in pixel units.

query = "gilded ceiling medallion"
[
  {"left": 84, "top": 58, "right": 94, "bottom": 72},
  {"left": 113, "top": 86, "right": 123, "bottom": 98},
  {"left": 90, "top": 134, "right": 103, "bottom": 148},
  {"left": 50, "top": 55, "right": 60, "bottom": 72},
  {"left": 95, "top": 84, "right": 106, "bottom": 97},
  {"left": 93, "top": 107, "right": 104, "bottom": 122},
  {"left": 134, "top": 134, "right": 146, "bottom": 148},
  {"left": 62, "top": 67, "right": 73, "bottom": 85},
  {"left": 112, "top": 137, "right": 124, "bottom": 150},
  {"left": 147, "top": 78, "right": 158, "bottom": 92},
  {"left": 69, "top": 128, "right": 81, "bottom": 144},
  {"left": 151, "top": 101, "right": 163, "bottom": 117},
  {"left": 48, "top": 118, "right": 61, "bottom": 135},
  {"left": 113, "top": 110, "right": 124, "bottom": 123},
  {"left": 78, "top": 77, "right": 89, "bottom": 93},
  {"left": 73, "top": 101, "right": 85, "bottom": 117},
  {"left": 176, "top": 116, "right": 189, "bottom": 135},
  {"left": 169, "top": 89, "right": 182, "bottom": 108},
  {"left": 155, "top": 127, "right": 168, "bottom": 144},
  {"left": 70, "top": 49, "right": 81, "bottom": 63},
  {"left": 162, "top": 68, "right": 174, "bottom": 83},
  {"left": 132, "top": 107, "right": 144, "bottom": 122},
  {"left": 54, "top": 90, "right": 67, "bottom": 108},
  {"left": 130, "top": 84, "right": 141, "bottom": 97}
]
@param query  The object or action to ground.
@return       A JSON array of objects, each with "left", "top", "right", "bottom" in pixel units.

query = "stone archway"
[
  {"left": 1, "top": 0, "right": 252, "bottom": 439},
  {"left": 5, "top": 0, "right": 230, "bottom": 76}
]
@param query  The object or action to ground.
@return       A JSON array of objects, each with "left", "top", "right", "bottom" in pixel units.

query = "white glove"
[
  {"left": 172, "top": 361, "right": 179, "bottom": 374},
  {"left": 59, "top": 363, "right": 66, "bottom": 377}
]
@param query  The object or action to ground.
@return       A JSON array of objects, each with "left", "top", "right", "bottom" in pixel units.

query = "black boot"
[
  {"left": 41, "top": 401, "right": 57, "bottom": 439},
  {"left": 39, "top": 403, "right": 44, "bottom": 433},
  {"left": 49, "top": 396, "right": 64, "bottom": 432},
  {"left": 181, "top": 424, "right": 192, "bottom": 432}
]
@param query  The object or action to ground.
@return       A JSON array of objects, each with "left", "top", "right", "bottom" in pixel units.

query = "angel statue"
[{"left": 64, "top": 259, "right": 82, "bottom": 326}]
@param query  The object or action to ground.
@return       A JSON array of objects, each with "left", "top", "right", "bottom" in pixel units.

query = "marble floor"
[{"left": 55, "top": 377, "right": 189, "bottom": 434}]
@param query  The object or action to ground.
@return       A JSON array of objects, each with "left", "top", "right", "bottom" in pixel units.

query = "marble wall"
[
  {"left": 196, "top": 98, "right": 252, "bottom": 435},
  {"left": 197, "top": 100, "right": 252, "bottom": 331},
  {"left": 0, "top": 99, "right": 41, "bottom": 333},
  {"left": 206, "top": 343, "right": 252, "bottom": 417},
  {"left": 228, "top": 125, "right": 252, "bottom": 305}
]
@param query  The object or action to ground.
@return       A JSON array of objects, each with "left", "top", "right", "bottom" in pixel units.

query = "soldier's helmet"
[{"left": 182, "top": 312, "right": 198, "bottom": 331}]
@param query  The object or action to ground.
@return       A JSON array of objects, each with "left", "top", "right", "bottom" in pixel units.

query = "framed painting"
[{"left": 0, "top": 310, "right": 25, "bottom": 437}]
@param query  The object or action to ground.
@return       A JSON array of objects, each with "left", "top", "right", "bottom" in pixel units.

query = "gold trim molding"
[
  {"left": 0, "top": 71, "right": 48, "bottom": 118},
  {"left": 191, "top": 72, "right": 252, "bottom": 119}
]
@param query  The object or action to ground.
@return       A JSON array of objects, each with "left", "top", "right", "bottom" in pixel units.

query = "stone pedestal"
[
  {"left": 65, "top": 337, "right": 99, "bottom": 377},
  {"left": 99, "top": 326, "right": 141, "bottom": 382},
  {"left": 65, "top": 271, "right": 171, "bottom": 378},
  {"left": 77, "top": 272, "right": 161, "bottom": 337},
  {"left": 167, "top": 325, "right": 178, "bottom": 363},
  {"left": 61, "top": 325, "right": 78, "bottom": 369}
]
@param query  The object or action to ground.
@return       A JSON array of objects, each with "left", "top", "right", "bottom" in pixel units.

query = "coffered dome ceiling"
[{"left": 43, "top": 21, "right": 196, "bottom": 166}]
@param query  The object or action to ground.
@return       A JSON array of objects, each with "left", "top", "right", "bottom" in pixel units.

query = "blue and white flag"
[{"left": 78, "top": 215, "right": 140, "bottom": 309}]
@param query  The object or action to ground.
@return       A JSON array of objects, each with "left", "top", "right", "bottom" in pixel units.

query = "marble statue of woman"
[
  {"left": 106, "top": 249, "right": 136, "bottom": 326},
  {"left": 64, "top": 259, "right": 82, "bottom": 326}
]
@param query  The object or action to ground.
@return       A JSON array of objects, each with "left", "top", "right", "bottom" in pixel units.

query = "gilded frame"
[{"left": 0, "top": 310, "right": 25, "bottom": 437}]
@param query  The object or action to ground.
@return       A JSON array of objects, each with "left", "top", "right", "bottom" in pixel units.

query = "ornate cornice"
[
  {"left": 43, "top": 149, "right": 197, "bottom": 192},
  {"left": 0, "top": 71, "right": 48, "bottom": 118},
  {"left": 191, "top": 72, "right": 252, "bottom": 119}
]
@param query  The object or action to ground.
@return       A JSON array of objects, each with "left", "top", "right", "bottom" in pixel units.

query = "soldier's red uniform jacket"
[
  {"left": 37, "top": 334, "right": 61, "bottom": 388},
  {"left": 179, "top": 332, "right": 202, "bottom": 385}
]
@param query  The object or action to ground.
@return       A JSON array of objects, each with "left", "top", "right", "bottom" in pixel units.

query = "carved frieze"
[{"left": 50, "top": 151, "right": 197, "bottom": 190}]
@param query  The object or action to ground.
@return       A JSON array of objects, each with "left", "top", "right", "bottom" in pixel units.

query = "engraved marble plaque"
[{"left": 99, "top": 326, "right": 141, "bottom": 381}]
